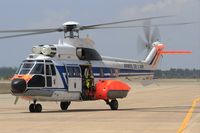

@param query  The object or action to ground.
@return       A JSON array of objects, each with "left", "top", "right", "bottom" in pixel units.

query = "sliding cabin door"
[{"left": 65, "top": 65, "right": 82, "bottom": 92}]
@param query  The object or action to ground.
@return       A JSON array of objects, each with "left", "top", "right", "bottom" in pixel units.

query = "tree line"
[
  {"left": 0, "top": 67, "right": 199, "bottom": 80},
  {"left": 154, "top": 68, "right": 200, "bottom": 79},
  {"left": 0, "top": 67, "right": 17, "bottom": 80}
]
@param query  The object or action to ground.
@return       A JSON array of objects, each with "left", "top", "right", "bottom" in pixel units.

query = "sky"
[{"left": 0, "top": 0, "right": 199, "bottom": 70}]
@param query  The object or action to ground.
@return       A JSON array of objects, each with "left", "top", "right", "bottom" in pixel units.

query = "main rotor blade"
[
  {"left": 80, "top": 16, "right": 170, "bottom": 30},
  {"left": 0, "top": 28, "right": 62, "bottom": 33},
  {"left": 0, "top": 30, "right": 57, "bottom": 39},
  {"left": 82, "top": 21, "right": 197, "bottom": 29}
]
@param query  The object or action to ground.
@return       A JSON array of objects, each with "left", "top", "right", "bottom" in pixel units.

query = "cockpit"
[
  {"left": 14, "top": 60, "right": 56, "bottom": 89},
  {"left": 16, "top": 60, "right": 55, "bottom": 75},
  {"left": 17, "top": 60, "right": 44, "bottom": 75}
]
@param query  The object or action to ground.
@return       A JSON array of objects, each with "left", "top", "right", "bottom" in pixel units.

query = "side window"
[
  {"left": 50, "top": 64, "right": 56, "bottom": 75},
  {"left": 100, "top": 68, "right": 104, "bottom": 77},
  {"left": 110, "top": 68, "right": 114, "bottom": 77},
  {"left": 104, "top": 68, "right": 111, "bottom": 76},
  {"left": 67, "top": 67, "right": 74, "bottom": 77},
  {"left": 67, "top": 66, "right": 81, "bottom": 77},
  {"left": 45, "top": 64, "right": 52, "bottom": 87},
  {"left": 76, "top": 48, "right": 102, "bottom": 61},
  {"left": 74, "top": 67, "right": 81, "bottom": 77},
  {"left": 46, "top": 65, "right": 51, "bottom": 75}
]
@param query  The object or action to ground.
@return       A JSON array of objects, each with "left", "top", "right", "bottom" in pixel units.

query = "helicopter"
[{"left": 0, "top": 16, "right": 192, "bottom": 112}]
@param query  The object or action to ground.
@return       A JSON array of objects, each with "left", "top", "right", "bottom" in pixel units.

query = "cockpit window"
[
  {"left": 30, "top": 64, "right": 44, "bottom": 74},
  {"left": 50, "top": 64, "right": 56, "bottom": 75},
  {"left": 17, "top": 60, "right": 54, "bottom": 75},
  {"left": 46, "top": 65, "right": 51, "bottom": 75},
  {"left": 23, "top": 63, "right": 34, "bottom": 69},
  {"left": 15, "top": 64, "right": 22, "bottom": 74},
  {"left": 18, "top": 63, "right": 34, "bottom": 74}
]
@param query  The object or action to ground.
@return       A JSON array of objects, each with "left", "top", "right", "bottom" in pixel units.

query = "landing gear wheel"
[
  {"left": 60, "top": 101, "right": 71, "bottom": 111},
  {"left": 109, "top": 100, "right": 118, "bottom": 110},
  {"left": 29, "top": 103, "right": 35, "bottom": 112},
  {"left": 35, "top": 104, "right": 42, "bottom": 112},
  {"left": 29, "top": 103, "right": 42, "bottom": 113}
]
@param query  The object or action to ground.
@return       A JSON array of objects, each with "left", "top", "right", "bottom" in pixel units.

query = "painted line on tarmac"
[{"left": 177, "top": 97, "right": 200, "bottom": 133}]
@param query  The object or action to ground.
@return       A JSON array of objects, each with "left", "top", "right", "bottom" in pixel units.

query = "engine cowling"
[{"left": 95, "top": 80, "right": 131, "bottom": 100}]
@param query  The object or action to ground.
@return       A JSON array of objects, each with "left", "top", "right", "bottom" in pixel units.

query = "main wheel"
[
  {"left": 109, "top": 100, "right": 118, "bottom": 110},
  {"left": 60, "top": 101, "right": 71, "bottom": 111},
  {"left": 35, "top": 104, "right": 42, "bottom": 112},
  {"left": 29, "top": 103, "right": 35, "bottom": 112}
]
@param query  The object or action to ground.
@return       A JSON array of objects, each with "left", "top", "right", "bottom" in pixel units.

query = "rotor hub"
[
  {"left": 62, "top": 21, "right": 80, "bottom": 32},
  {"left": 62, "top": 21, "right": 80, "bottom": 38}
]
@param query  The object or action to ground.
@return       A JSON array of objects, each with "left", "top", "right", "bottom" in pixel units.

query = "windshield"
[
  {"left": 17, "top": 60, "right": 45, "bottom": 75},
  {"left": 30, "top": 64, "right": 44, "bottom": 74},
  {"left": 17, "top": 60, "right": 54, "bottom": 75},
  {"left": 18, "top": 63, "right": 34, "bottom": 74}
]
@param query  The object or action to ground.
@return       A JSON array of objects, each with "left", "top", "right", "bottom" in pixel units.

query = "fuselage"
[{"left": 11, "top": 37, "right": 162, "bottom": 102}]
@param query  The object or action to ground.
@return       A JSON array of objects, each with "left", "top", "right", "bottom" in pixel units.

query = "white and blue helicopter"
[{"left": 0, "top": 16, "right": 191, "bottom": 112}]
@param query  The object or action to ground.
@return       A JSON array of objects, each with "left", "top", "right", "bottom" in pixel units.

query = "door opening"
[{"left": 80, "top": 65, "right": 95, "bottom": 100}]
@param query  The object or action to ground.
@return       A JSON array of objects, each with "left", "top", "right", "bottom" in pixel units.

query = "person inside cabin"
[{"left": 84, "top": 66, "right": 94, "bottom": 90}]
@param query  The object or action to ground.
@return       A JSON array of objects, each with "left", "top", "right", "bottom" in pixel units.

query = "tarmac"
[{"left": 0, "top": 79, "right": 199, "bottom": 133}]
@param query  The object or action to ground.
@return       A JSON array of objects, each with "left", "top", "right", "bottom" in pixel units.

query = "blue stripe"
[
  {"left": 94, "top": 73, "right": 154, "bottom": 78},
  {"left": 56, "top": 65, "right": 154, "bottom": 83},
  {"left": 119, "top": 69, "right": 154, "bottom": 73},
  {"left": 56, "top": 66, "right": 68, "bottom": 89},
  {"left": 92, "top": 67, "right": 154, "bottom": 77},
  {"left": 92, "top": 67, "right": 154, "bottom": 73},
  {"left": 118, "top": 73, "right": 154, "bottom": 77}
]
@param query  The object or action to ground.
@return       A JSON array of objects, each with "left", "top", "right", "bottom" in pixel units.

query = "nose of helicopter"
[{"left": 11, "top": 79, "right": 26, "bottom": 93}]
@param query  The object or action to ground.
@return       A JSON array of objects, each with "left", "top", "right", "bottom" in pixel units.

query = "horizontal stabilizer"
[{"left": 160, "top": 51, "right": 192, "bottom": 54}]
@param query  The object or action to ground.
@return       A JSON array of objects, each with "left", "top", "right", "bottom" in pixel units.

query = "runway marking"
[{"left": 177, "top": 97, "right": 200, "bottom": 133}]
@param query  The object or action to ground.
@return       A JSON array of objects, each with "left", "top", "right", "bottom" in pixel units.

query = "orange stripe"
[
  {"left": 12, "top": 74, "right": 33, "bottom": 82},
  {"left": 160, "top": 51, "right": 192, "bottom": 54}
]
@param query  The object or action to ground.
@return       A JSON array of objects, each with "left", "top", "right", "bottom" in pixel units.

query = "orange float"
[{"left": 95, "top": 80, "right": 131, "bottom": 100}]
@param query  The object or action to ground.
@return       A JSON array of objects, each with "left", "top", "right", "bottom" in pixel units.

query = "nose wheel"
[{"left": 29, "top": 101, "right": 42, "bottom": 112}]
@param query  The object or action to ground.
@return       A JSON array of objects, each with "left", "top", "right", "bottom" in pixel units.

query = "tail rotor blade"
[
  {"left": 151, "top": 26, "right": 161, "bottom": 43},
  {"left": 143, "top": 20, "right": 151, "bottom": 44},
  {"left": 137, "top": 35, "right": 147, "bottom": 54}
]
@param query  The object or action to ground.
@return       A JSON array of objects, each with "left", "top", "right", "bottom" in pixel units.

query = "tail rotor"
[
  {"left": 151, "top": 26, "right": 161, "bottom": 43},
  {"left": 137, "top": 21, "right": 162, "bottom": 53},
  {"left": 137, "top": 35, "right": 147, "bottom": 55}
]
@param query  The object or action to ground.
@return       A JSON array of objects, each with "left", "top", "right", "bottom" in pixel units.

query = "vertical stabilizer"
[
  {"left": 144, "top": 43, "right": 165, "bottom": 69},
  {"left": 143, "top": 43, "right": 191, "bottom": 69}
]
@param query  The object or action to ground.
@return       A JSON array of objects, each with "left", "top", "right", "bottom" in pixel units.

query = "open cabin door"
[{"left": 65, "top": 65, "right": 82, "bottom": 92}]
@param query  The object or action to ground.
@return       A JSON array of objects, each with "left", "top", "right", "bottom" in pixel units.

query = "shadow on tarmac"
[{"left": 20, "top": 105, "right": 200, "bottom": 114}]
